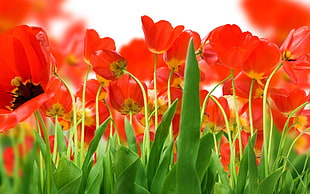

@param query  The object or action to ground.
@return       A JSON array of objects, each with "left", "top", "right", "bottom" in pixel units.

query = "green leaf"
[
  {"left": 258, "top": 167, "right": 283, "bottom": 194},
  {"left": 83, "top": 117, "right": 110, "bottom": 169},
  {"left": 150, "top": 142, "right": 173, "bottom": 194},
  {"left": 102, "top": 151, "right": 114, "bottom": 194},
  {"left": 236, "top": 133, "right": 258, "bottom": 194},
  {"left": 196, "top": 133, "right": 214, "bottom": 182},
  {"left": 161, "top": 165, "right": 176, "bottom": 194},
  {"left": 55, "top": 120, "right": 67, "bottom": 154},
  {"left": 53, "top": 156, "right": 82, "bottom": 194},
  {"left": 17, "top": 142, "right": 39, "bottom": 194},
  {"left": 30, "top": 162, "right": 43, "bottom": 194},
  {"left": 279, "top": 171, "right": 293, "bottom": 194},
  {"left": 248, "top": 135, "right": 258, "bottom": 193},
  {"left": 147, "top": 100, "right": 177, "bottom": 187},
  {"left": 125, "top": 118, "right": 138, "bottom": 153},
  {"left": 79, "top": 118, "right": 110, "bottom": 193},
  {"left": 34, "top": 130, "right": 47, "bottom": 162},
  {"left": 114, "top": 146, "right": 140, "bottom": 194},
  {"left": 85, "top": 158, "right": 104, "bottom": 194},
  {"left": 214, "top": 182, "right": 232, "bottom": 194},
  {"left": 176, "top": 39, "right": 201, "bottom": 193}
]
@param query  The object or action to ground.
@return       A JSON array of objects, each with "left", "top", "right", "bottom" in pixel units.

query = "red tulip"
[
  {"left": 90, "top": 49, "right": 127, "bottom": 81},
  {"left": 141, "top": 15, "right": 184, "bottom": 54},
  {"left": 208, "top": 24, "right": 259, "bottom": 71},
  {"left": 108, "top": 74, "right": 146, "bottom": 115},
  {"left": 243, "top": 39, "right": 280, "bottom": 84},
  {"left": 84, "top": 29, "right": 115, "bottom": 63},
  {"left": 163, "top": 30, "right": 201, "bottom": 70},
  {"left": 0, "top": 25, "right": 54, "bottom": 132}
]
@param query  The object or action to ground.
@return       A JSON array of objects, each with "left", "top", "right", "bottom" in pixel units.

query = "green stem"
[
  {"left": 35, "top": 111, "right": 52, "bottom": 194},
  {"left": 282, "top": 127, "right": 310, "bottom": 172},
  {"left": 80, "top": 65, "right": 91, "bottom": 166},
  {"left": 230, "top": 69, "right": 243, "bottom": 158},
  {"left": 124, "top": 70, "right": 150, "bottom": 165},
  {"left": 209, "top": 95, "right": 236, "bottom": 187},
  {"left": 54, "top": 72, "right": 78, "bottom": 162},
  {"left": 274, "top": 102, "right": 309, "bottom": 169},
  {"left": 200, "top": 75, "right": 232, "bottom": 130},
  {"left": 95, "top": 82, "right": 104, "bottom": 129},
  {"left": 153, "top": 53, "right": 158, "bottom": 130},
  {"left": 52, "top": 115, "right": 59, "bottom": 163},
  {"left": 262, "top": 62, "right": 283, "bottom": 176},
  {"left": 167, "top": 69, "right": 174, "bottom": 141},
  {"left": 248, "top": 79, "right": 255, "bottom": 137}
]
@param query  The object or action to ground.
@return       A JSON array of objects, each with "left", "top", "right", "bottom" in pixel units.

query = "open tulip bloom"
[{"left": 0, "top": 15, "right": 310, "bottom": 194}]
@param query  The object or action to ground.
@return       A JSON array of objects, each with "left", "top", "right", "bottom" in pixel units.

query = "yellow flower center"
[
  {"left": 7, "top": 77, "right": 44, "bottom": 111},
  {"left": 294, "top": 115, "right": 308, "bottom": 132},
  {"left": 121, "top": 98, "right": 141, "bottom": 115},
  {"left": 281, "top": 50, "right": 294, "bottom": 61},
  {"left": 46, "top": 103, "right": 65, "bottom": 118},
  {"left": 111, "top": 59, "right": 127, "bottom": 78}
]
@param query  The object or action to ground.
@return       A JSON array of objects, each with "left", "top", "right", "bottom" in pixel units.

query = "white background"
[
  {"left": 61, "top": 0, "right": 310, "bottom": 48},
  {"left": 61, "top": 0, "right": 252, "bottom": 48}
]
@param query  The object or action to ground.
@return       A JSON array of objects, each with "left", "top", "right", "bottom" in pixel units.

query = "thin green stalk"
[
  {"left": 273, "top": 102, "right": 309, "bottom": 170},
  {"left": 54, "top": 72, "right": 78, "bottom": 162},
  {"left": 52, "top": 115, "right": 59, "bottom": 163},
  {"left": 200, "top": 75, "right": 232, "bottom": 130},
  {"left": 167, "top": 68, "right": 174, "bottom": 142},
  {"left": 209, "top": 95, "right": 236, "bottom": 187},
  {"left": 248, "top": 78, "right": 255, "bottom": 137},
  {"left": 167, "top": 68, "right": 174, "bottom": 107},
  {"left": 35, "top": 116, "right": 44, "bottom": 192},
  {"left": 153, "top": 53, "right": 159, "bottom": 129},
  {"left": 35, "top": 111, "right": 52, "bottom": 194},
  {"left": 262, "top": 62, "right": 283, "bottom": 176},
  {"left": 13, "top": 136, "right": 20, "bottom": 192},
  {"left": 124, "top": 70, "right": 150, "bottom": 165},
  {"left": 212, "top": 132, "right": 219, "bottom": 157},
  {"left": 95, "top": 82, "right": 104, "bottom": 129},
  {"left": 282, "top": 127, "right": 310, "bottom": 172},
  {"left": 230, "top": 69, "right": 243, "bottom": 158},
  {"left": 80, "top": 65, "right": 91, "bottom": 166}
]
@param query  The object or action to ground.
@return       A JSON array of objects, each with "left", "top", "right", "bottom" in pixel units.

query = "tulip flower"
[
  {"left": 0, "top": 25, "right": 54, "bottom": 132},
  {"left": 90, "top": 49, "right": 127, "bottom": 81},
  {"left": 280, "top": 26, "right": 310, "bottom": 83},
  {"left": 84, "top": 29, "right": 115, "bottom": 63},
  {"left": 40, "top": 77, "right": 72, "bottom": 118},
  {"left": 108, "top": 74, "right": 145, "bottom": 115},
  {"left": 242, "top": 39, "right": 280, "bottom": 85},
  {"left": 141, "top": 15, "right": 184, "bottom": 54},
  {"left": 163, "top": 30, "right": 201, "bottom": 70},
  {"left": 208, "top": 24, "right": 259, "bottom": 71}
]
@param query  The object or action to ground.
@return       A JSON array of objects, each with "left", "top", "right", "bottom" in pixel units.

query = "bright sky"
[{"left": 62, "top": 0, "right": 253, "bottom": 48}]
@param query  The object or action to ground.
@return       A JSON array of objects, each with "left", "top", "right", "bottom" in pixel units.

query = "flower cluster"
[{"left": 0, "top": 1, "right": 310, "bottom": 193}]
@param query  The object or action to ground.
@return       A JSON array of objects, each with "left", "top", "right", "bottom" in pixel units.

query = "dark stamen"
[{"left": 9, "top": 81, "right": 44, "bottom": 110}]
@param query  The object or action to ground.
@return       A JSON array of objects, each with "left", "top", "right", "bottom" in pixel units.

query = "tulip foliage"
[{"left": 0, "top": 15, "right": 310, "bottom": 194}]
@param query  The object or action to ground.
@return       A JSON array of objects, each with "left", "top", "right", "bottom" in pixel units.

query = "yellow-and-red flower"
[
  {"left": 242, "top": 39, "right": 280, "bottom": 85},
  {"left": 141, "top": 15, "right": 184, "bottom": 54},
  {"left": 84, "top": 29, "right": 116, "bottom": 63},
  {"left": 163, "top": 30, "right": 201, "bottom": 70},
  {"left": 270, "top": 88, "right": 309, "bottom": 116},
  {"left": 108, "top": 74, "right": 145, "bottom": 115},
  {"left": 280, "top": 26, "right": 310, "bottom": 84},
  {"left": 89, "top": 48, "right": 127, "bottom": 81},
  {"left": 40, "top": 77, "right": 72, "bottom": 118},
  {"left": 0, "top": 25, "right": 54, "bottom": 132},
  {"left": 207, "top": 24, "right": 259, "bottom": 71}
]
